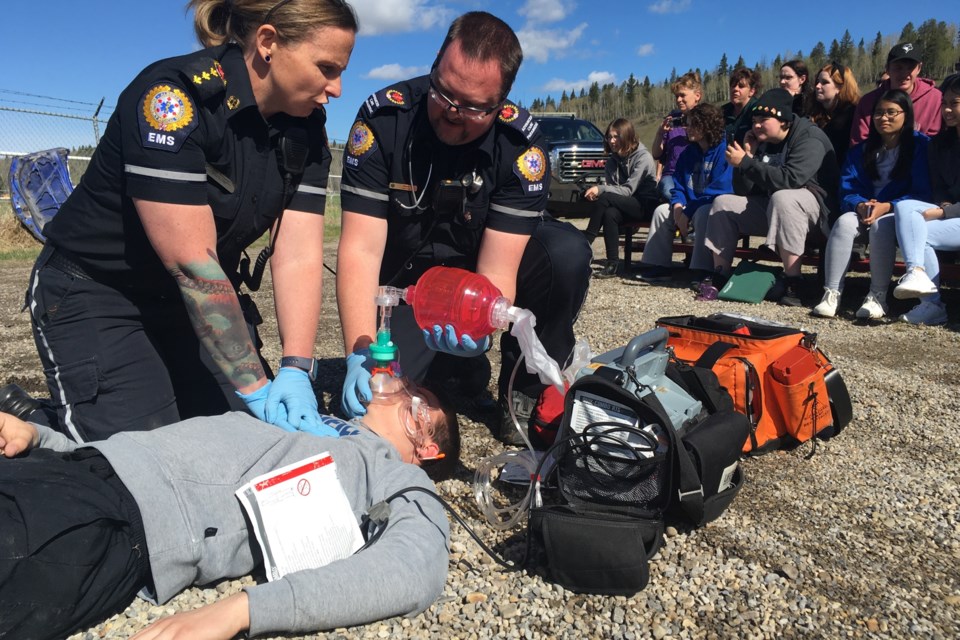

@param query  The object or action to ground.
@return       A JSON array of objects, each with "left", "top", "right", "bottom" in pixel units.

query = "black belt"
[{"left": 46, "top": 248, "right": 93, "bottom": 280}]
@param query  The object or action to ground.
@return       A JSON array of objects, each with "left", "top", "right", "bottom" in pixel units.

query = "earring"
[{"left": 264, "top": 54, "right": 271, "bottom": 63}]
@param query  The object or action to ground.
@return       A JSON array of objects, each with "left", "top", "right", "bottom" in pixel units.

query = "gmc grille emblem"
[{"left": 580, "top": 159, "right": 605, "bottom": 169}]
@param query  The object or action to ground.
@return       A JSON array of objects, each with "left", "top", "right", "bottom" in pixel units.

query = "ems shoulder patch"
[
  {"left": 344, "top": 121, "right": 378, "bottom": 170},
  {"left": 363, "top": 86, "right": 411, "bottom": 116},
  {"left": 138, "top": 83, "right": 198, "bottom": 153},
  {"left": 513, "top": 145, "right": 547, "bottom": 195},
  {"left": 498, "top": 102, "right": 539, "bottom": 143}
]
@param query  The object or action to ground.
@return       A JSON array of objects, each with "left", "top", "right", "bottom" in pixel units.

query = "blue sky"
[{"left": 0, "top": 0, "right": 951, "bottom": 149}]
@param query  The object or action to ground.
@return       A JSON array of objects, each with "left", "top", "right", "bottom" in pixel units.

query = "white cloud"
[
  {"left": 517, "top": 23, "right": 588, "bottom": 64},
  {"left": 648, "top": 0, "right": 692, "bottom": 14},
  {"left": 542, "top": 70, "right": 617, "bottom": 94},
  {"left": 350, "top": 0, "right": 452, "bottom": 35},
  {"left": 364, "top": 64, "right": 431, "bottom": 81},
  {"left": 518, "top": 0, "right": 576, "bottom": 23},
  {"left": 636, "top": 43, "right": 655, "bottom": 57}
]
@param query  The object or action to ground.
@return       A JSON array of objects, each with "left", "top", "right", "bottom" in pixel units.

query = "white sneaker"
[
  {"left": 894, "top": 268, "right": 938, "bottom": 299},
  {"left": 900, "top": 300, "right": 948, "bottom": 326},
  {"left": 855, "top": 291, "right": 888, "bottom": 319},
  {"left": 812, "top": 289, "right": 840, "bottom": 317}
]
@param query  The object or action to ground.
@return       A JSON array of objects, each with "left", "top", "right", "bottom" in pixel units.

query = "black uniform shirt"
[
  {"left": 340, "top": 76, "right": 549, "bottom": 286},
  {"left": 44, "top": 44, "right": 331, "bottom": 287}
]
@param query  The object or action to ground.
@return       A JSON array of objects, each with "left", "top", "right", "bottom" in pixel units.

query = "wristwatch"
[{"left": 279, "top": 356, "right": 318, "bottom": 381}]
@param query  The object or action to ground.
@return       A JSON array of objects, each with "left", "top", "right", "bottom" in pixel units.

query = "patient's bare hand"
[
  {"left": 130, "top": 592, "right": 249, "bottom": 640},
  {"left": 0, "top": 413, "right": 38, "bottom": 457}
]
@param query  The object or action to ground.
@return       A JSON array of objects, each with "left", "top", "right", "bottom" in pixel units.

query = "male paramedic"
[
  {"left": 0, "top": 383, "right": 457, "bottom": 640},
  {"left": 337, "top": 11, "right": 592, "bottom": 444}
]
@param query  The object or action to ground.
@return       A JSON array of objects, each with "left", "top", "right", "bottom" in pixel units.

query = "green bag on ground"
[{"left": 718, "top": 260, "right": 783, "bottom": 303}]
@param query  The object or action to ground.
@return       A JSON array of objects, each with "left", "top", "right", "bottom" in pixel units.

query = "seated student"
[
  {"left": 892, "top": 74, "right": 960, "bottom": 326},
  {"left": 637, "top": 103, "right": 733, "bottom": 282},
  {"left": 703, "top": 88, "right": 840, "bottom": 305},
  {"left": 723, "top": 67, "right": 762, "bottom": 145},
  {"left": 0, "top": 382, "right": 459, "bottom": 640},
  {"left": 583, "top": 118, "right": 659, "bottom": 278},
  {"left": 808, "top": 62, "right": 861, "bottom": 167},
  {"left": 652, "top": 71, "right": 703, "bottom": 202},
  {"left": 852, "top": 43, "right": 942, "bottom": 144},
  {"left": 780, "top": 59, "right": 814, "bottom": 117},
  {"left": 813, "top": 90, "right": 931, "bottom": 319}
]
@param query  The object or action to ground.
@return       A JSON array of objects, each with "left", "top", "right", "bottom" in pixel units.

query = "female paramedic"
[{"left": 23, "top": 0, "right": 357, "bottom": 442}]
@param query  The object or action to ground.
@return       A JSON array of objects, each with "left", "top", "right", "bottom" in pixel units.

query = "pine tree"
[
  {"left": 810, "top": 42, "right": 827, "bottom": 70},
  {"left": 839, "top": 30, "right": 855, "bottom": 64},
  {"left": 718, "top": 53, "right": 729, "bottom": 78}
]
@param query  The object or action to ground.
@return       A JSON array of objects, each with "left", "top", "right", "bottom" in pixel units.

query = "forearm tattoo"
[{"left": 170, "top": 253, "right": 266, "bottom": 389}]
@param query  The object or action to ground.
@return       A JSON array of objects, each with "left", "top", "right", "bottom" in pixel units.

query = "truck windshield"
[{"left": 538, "top": 120, "right": 604, "bottom": 143}]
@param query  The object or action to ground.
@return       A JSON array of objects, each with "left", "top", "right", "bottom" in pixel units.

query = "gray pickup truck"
[{"left": 533, "top": 113, "right": 607, "bottom": 217}]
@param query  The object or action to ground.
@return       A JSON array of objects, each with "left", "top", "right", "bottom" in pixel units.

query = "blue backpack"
[{"left": 8, "top": 147, "right": 73, "bottom": 241}]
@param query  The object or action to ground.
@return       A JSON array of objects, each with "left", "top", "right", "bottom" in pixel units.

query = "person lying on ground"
[{"left": 0, "top": 382, "right": 459, "bottom": 640}]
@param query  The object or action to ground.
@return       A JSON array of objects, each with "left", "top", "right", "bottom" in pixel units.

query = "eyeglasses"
[
  {"left": 400, "top": 393, "right": 445, "bottom": 462},
  {"left": 873, "top": 108, "right": 904, "bottom": 119},
  {"left": 428, "top": 75, "right": 502, "bottom": 122}
]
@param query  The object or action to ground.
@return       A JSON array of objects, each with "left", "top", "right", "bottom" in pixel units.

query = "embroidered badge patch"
[
  {"left": 344, "top": 121, "right": 377, "bottom": 170},
  {"left": 499, "top": 103, "right": 520, "bottom": 123},
  {"left": 138, "top": 84, "right": 198, "bottom": 152},
  {"left": 386, "top": 89, "right": 405, "bottom": 106},
  {"left": 514, "top": 145, "right": 547, "bottom": 194}
]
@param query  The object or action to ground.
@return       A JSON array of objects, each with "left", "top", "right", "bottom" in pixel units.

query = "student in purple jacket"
[{"left": 652, "top": 71, "right": 703, "bottom": 202}]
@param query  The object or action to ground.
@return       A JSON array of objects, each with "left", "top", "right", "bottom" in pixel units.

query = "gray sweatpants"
[
  {"left": 640, "top": 202, "right": 713, "bottom": 269},
  {"left": 704, "top": 190, "right": 821, "bottom": 268}
]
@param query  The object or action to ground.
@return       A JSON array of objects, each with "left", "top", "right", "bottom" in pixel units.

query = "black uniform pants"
[
  {"left": 391, "top": 217, "right": 592, "bottom": 399},
  {"left": 585, "top": 192, "right": 655, "bottom": 261},
  {"left": 0, "top": 448, "right": 150, "bottom": 640},
  {"left": 26, "top": 246, "right": 266, "bottom": 442}
]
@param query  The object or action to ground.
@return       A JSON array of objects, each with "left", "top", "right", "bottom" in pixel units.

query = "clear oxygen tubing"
[{"left": 472, "top": 354, "right": 539, "bottom": 531}]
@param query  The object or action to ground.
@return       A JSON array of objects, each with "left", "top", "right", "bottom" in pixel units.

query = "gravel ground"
[{"left": 2, "top": 237, "right": 959, "bottom": 639}]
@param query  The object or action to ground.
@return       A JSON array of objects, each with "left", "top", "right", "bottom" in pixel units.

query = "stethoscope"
[{"left": 394, "top": 114, "right": 485, "bottom": 212}]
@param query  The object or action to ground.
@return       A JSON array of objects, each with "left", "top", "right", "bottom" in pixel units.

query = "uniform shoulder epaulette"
[
  {"left": 362, "top": 85, "right": 414, "bottom": 117},
  {"left": 496, "top": 101, "right": 540, "bottom": 143},
  {"left": 179, "top": 56, "right": 228, "bottom": 101}
]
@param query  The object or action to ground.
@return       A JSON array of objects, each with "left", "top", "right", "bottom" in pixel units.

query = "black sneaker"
[
  {"left": 495, "top": 390, "right": 537, "bottom": 446},
  {"left": 780, "top": 281, "right": 804, "bottom": 307},
  {"left": 593, "top": 260, "right": 621, "bottom": 279},
  {"left": 0, "top": 384, "right": 41, "bottom": 420},
  {"left": 635, "top": 265, "right": 672, "bottom": 283}
]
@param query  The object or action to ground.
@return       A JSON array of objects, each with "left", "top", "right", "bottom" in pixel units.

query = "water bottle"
[{"left": 404, "top": 267, "right": 513, "bottom": 338}]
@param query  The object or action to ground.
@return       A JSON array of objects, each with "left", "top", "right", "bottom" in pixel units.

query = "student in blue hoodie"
[
  {"left": 638, "top": 103, "right": 733, "bottom": 282},
  {"left": 812, "top": 89, "right": 931, "bottom": 319}
]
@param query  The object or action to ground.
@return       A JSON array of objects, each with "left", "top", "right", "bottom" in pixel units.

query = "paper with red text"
[{"left": 236, "top": 452, "right": 364, "bottom": 581}]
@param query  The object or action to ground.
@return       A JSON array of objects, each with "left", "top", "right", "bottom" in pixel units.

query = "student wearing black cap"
[
  {"left": 700, "top": 88, "right": 840, "bottom": 306},
  {"left": 851, "top": 42, "right": 943, "bottom": 144}
]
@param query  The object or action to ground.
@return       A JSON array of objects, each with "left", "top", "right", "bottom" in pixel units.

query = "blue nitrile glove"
[
  {"left": 264, "top": 367, "right": 322, "bottom": 431},
  {"left": 423, "top": 324, "right": 491, "bottom": 357},
  {"left": 236, "top": 380, "right": 272, "bottom": 421},
  {"left": 342, "top": 350, "right": 373, "bottom": 418}
]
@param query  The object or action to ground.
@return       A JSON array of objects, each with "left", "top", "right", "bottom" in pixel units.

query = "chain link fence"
[{"left": 0, "top": 93, "right": 344, "bottom": 201}]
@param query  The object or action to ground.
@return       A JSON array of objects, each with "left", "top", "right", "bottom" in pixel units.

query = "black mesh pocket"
[{"left": 555, "top": 424, "right": 671, "bottom": 515}]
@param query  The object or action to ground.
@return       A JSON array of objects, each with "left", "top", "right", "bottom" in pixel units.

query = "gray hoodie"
[
  {"left": 35, "top": 412, "right": 449, "bottom": 637},
  {"left": 598, "top": 144, "right": 658, "bottom": 201}
]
